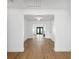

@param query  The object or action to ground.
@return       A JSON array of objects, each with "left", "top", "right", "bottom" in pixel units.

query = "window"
[{"left": 36, "top": 27, "right": 44, "bottom": 35}]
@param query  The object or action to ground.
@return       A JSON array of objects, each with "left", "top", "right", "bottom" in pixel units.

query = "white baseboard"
[
  {"left": 54, "top": 48, "right": 71, "bottom": 52},
  {"left": 7, "top": 47, "right": 24, "bottom": 52}
]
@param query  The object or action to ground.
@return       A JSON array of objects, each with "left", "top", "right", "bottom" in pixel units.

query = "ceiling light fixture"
[{"left": 35, "top": 17, "right": 42, "bottom": 21}]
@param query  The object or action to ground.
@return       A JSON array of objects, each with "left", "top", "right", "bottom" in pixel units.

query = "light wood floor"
[{"left": 7, "top": 38, "right": 71, "bottom": 59}]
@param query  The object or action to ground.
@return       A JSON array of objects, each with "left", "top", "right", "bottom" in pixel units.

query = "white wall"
[
  {"left": 54, "top": 12, "right": 71, "bottom": 51},
  {"left": 7, "top": 9, "right": 24, "bottom": 52},
  {"left": 24, "top": 20, "right": 53, "bottom": 41},
  {"left": 24, "top": 19, "right": 28, "bottom": 40}
]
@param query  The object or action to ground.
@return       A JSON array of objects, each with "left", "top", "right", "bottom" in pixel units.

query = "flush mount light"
[{"left": 35, "top": 17, "right": 43, "bottom": 21}]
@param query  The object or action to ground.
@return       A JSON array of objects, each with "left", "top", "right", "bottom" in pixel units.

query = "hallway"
[{"left": 8, "top": 38, "right": 70, "bottom": 59}]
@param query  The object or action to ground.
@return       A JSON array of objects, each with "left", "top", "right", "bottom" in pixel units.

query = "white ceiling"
[
  {"left": 8, "top": 0, "right": 70, "bottom": 9},
  {"left": 24, "top": 15, "right": 54, "bottom": 21}
]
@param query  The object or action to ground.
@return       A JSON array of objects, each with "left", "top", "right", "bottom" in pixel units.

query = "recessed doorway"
[{"left": 24, "top": 15, "right": 55, "bottom": 40}]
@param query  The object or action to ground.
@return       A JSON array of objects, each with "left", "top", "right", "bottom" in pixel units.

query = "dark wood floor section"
[{"left": 7, "top": 38, "right": 71, "bottom": 59}]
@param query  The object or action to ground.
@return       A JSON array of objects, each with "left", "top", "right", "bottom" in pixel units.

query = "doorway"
[{"left": 24, "top": 15, "right": 54, "bottom": 40}]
